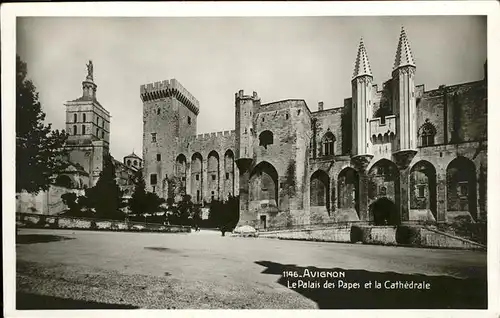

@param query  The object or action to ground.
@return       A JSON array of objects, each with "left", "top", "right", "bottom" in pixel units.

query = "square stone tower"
[{"left": 140, "top": 79, "right": 200, "bottom": 197}]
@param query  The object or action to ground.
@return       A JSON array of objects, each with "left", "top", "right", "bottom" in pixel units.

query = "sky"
[{"left": 17, "top": 16, "right": 486, "bottom": 161}]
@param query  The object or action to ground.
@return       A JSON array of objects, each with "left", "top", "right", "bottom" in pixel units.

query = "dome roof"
[{"left": 124, "top": 152, "right": 141, "bottom": 160}]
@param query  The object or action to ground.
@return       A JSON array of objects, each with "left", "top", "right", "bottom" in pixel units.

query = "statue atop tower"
[
  {"left": 81, "top": 60, "right": 97, "bottom": 100},
  {"left": 86, "top": 60, "right": 94, "bottom": 81}
]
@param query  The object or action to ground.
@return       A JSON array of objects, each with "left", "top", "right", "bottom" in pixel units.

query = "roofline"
[{"left": 260, "top": 99, "right": 312, "bottom": 114}]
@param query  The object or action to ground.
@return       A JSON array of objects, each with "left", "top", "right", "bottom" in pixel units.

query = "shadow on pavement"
[
  {"left": 255, "top": 260, "right": 487, "bottom": 309},
  {"left": 144, "top": 247, "right": 180, "bottom": 253},
  {"left": 17, "top": 292, "right": 139, "bottom": 309},
  {"left": 16, "top": 234, "right": 75, "bottom": 245}
]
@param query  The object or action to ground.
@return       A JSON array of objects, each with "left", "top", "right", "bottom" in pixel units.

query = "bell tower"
[{"left": 64, "top": 60, "right": 110, "bottom": 187}]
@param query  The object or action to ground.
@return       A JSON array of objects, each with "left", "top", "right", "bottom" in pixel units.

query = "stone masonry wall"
[
  {"left": 143, "top": 96, "right": 198, "bottom": 197},
  {"left": 416, "top": 80, "right": 486, "bottom": 146},
  {"left": 174, "top": 131, "right": 237, "bottom": 203},
  {"left": 252, "top": 101, "right": 298, "bottom": 226},
  {"left": 139, "top": 72, "right": 486, "bottom": 229},
  {"left": 16, "top": 186, "right": 85, "bottom": 215},
  {"left": 311, "top": 107, "right": 343, "bottom": 158}
]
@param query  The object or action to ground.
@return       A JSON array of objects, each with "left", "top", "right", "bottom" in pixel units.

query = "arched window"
[
  {"left": 81, "top": 125, "right": 85, "bottom": 135},
  {"left": 321, "top": 132, "right": 336, "bottom": 156},
  {"left": 310, "top": 170, "right": 330, "bottom": 210},
  {"left": 127, "top": 160, "right": 131, "bottom": 166},
  {"left": 73, "top": 125, "right": 77, "bottom": 135},
  {"left": 446, "top": 156, "right": 477, "bottom": 220},
  {"left": 133, "top": 160, "right": 137, "bottom": 166},
  {"left": 259, "top": 130, "right": 274, "bottom": 149},
  {"left": 383, "top": 133, "right": 389, "bottom": 143},
  {"left": 418, "top": 120, "right": 436, "bottom": 147},
  {"left": 83, "top": 113, "right": 86, "bottom": 122}
]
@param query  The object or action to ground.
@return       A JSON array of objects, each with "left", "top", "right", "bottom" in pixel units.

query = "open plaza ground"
[{"left": 16, "top": 228, "right": 487, "bottom": 309}]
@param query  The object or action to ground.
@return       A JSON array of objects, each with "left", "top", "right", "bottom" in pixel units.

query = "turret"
[
  {"left": 351, "top": 38, "right": 373, "bottom": 156},
  {"left": 235, "top": 90, "right": 259, "bottom": 161},
  {"left": 74, "top": 60, "right": 95, "bottom": 102},
  {"left": 391, "top": 27, "right": 417, "bottom": 151}
]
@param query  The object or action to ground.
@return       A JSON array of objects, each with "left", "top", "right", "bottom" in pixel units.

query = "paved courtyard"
[{"left": 16, "top": 228, "right": 487, "bottom": 309}]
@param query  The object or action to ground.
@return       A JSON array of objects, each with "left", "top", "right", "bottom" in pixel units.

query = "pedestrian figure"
[{"left": 193, "top": 208, "right": 201, "bottom": 232}]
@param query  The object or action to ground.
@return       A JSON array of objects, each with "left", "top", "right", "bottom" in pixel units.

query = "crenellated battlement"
[
  {"left": 369, "top": 115, "right": 397, "bottom": 137},
  {"left": 235, "top": 89, "right": 260, "bottom": 101},
  {"left": 180, "top": 130, "right": 235, "bottom": 143},
  {"left": 194, "top": 130, "right": 235, "bottom": 141},
  {"left": 140, "top": 79, "right": 200, "bottom": 115}
]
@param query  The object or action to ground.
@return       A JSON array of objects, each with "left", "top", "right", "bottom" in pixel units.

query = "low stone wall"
[
  {"left": 419, "top": 227, "right": 484, "bottom": 250},
  {"left": 16, "top": 213, "right": 191, "bottom": 233},
  {"left": 261, "top": 225, "right": 352, "bottom": 243},
  {"left": 260, "top": 223, "right": 485, "bottom": 250},
  {"left": 363, "top": 226, "right": 397, "bottom": 245}
]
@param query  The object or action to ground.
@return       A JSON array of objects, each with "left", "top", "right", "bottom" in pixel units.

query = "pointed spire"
[
  {"left": 393, "top": 27, "right": 415, "bottom": 70},
  {"left": 352, "top": 38, "right": 373, "bottom": 79}
]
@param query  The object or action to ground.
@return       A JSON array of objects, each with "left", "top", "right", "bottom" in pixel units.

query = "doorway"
[
  {"left": 370, "top": 198, "right": 399, "bottom": 225},
  {"left": 260, "top": 215, "right": 267, "bottom": 229}
]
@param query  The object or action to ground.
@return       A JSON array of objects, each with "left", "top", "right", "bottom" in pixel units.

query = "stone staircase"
[{"left": 258, "top": 223, "right": 486, "bottom": 251}]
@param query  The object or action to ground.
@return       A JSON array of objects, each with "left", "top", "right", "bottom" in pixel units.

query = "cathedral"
[
  {"left": 62, "top": 61, "right": 142, "bottom": 202},
  {"left": 142, "top": 27, "right": 487, "bottom": 229},
  {"left": 17, "top": 61, "right": 142, "bottom": 215}
]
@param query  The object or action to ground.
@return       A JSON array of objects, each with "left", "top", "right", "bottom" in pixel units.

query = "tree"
[
  {"left": 128, "top": 169, "right": 165, "bottom": 215},
  {"left": 224, "top": 195, "right": 240, "bottom": 232},
  {"left": 61, "top": 192, "right": 78, "bottom": 214},
  {"left": 16, "top": 55, "right": 69, "bottom": 194},
  {"left": 85, "top": 154, "right": 125, "bottom": 220},
  {"left": 208, "top": 199, "right": 224, "bottom": 229},
  {"left": 165, "top": 195, "right": 194, "bottom": 226},
  {"left": 177, "top": 195, "right": 193, "bottom": 225},
  {"left": 128, "top": 169, "right": 147, "bottom": 215},
  {"left": 60, "top": 192, "right": 93, "bottom": 218},
  {"left": 209, "top": 195, "right": 240, "bottom": 236}
]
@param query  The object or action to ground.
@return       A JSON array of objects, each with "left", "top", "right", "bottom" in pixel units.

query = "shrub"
[
  {"left": 396, "top": 225, "right": 421, "bottom": 245},
  {"left": 350, "top": 225, "right": 363, "bottom": 243},
  {"left": 209, "top": 195, "right": 240, "bottom": 235}
]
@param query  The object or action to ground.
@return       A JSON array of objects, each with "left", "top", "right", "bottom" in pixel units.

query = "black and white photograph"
[{"left": 2, "top": 2, "right": 499, "bottom": 316}]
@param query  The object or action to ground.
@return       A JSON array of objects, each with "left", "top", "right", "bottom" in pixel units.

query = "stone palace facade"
[{"left": 141, "top": 28, "right": 487, "bottom": 229}]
